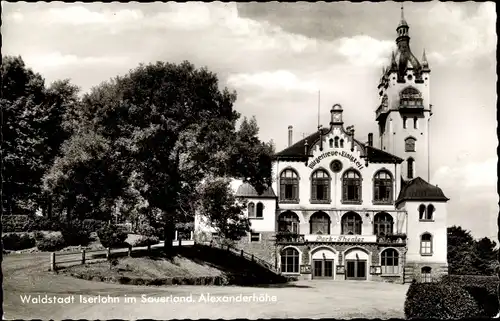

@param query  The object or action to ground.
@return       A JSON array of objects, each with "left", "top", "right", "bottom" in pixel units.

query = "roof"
[
  {"left": 275, "top": 127, "right": 403, "bottom": 164},
  {"left": 235, "top": 182, "right": 277, "bottom": 198},
  {"left": 395, "top": 177, "right": 449, "bottom": 205}
]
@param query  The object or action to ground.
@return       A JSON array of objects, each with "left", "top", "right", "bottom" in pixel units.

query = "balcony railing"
[
  {"left": 377, "top": 233, "right": 407, "bottom": 245},
  {"left": 275, "top": 232, "right": 305, "bottom": 244}
]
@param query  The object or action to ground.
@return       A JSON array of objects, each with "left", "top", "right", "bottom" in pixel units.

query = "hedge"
[
  {"left": 2, "top": 215, "right": 32, "bottom": 232},
  {"left": 97, "top": 224, "right": 128, "bottom": 248},
  {"left": 2, "top": 233, "right": 36, "bottom": 251},
  {"left": 36, "top": 234, "right": 67, "bottom": 252},
  {"left": 441, "top": 275, "right": 499, "bottom": 317},
  {"left": 404, "top": 281, "right": 484, "bottom": 319},
  {"left": 59, "top": 219, "right": 92, "bottom": 246}
]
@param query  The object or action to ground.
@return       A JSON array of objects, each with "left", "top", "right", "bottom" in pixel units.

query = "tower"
[{"left": 376, "top": 5, "right": 432, "bottom": 182}]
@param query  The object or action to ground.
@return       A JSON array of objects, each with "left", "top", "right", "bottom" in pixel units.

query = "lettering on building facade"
[
  {"left": 308, "top": 151, "right": 364, "bottom": 170},
  {"left": 305, "top": 235, "right": 377, "bottom": 243}
]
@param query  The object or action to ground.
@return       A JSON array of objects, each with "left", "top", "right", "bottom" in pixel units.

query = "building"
[{"left": 194, "top": 7, "right": 449, "bottom": 283}]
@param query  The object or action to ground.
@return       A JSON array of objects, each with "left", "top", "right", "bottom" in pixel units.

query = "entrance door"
[
  {"left": 312, "top": 259, "right": 334, "bottom": 279},
  {"left": 345, "top": 260, "right": 367, "bottom": 280}
]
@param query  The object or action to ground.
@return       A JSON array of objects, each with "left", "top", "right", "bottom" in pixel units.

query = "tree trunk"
[
  {"left": 163, "top": 213, "right": 175, "bottom": 256},
  {"left": 1, "top": 206, "right": 4, "bottom": 319}
]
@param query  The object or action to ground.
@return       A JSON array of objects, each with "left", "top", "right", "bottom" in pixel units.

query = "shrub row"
[
  {"left": 2, "top": 215, "right": 108, "bottom": 234},
  {"left": 441, "top": 275, "right": 499, "bottom": 317},
  {"left": 128, "top": 235, "right": 160, "bottom": 247},
  {"left": 36, "top": 234, "right": 66, "bottom": 252},
  {"left": 97, "top": 224, "right": 128, "bottom": 248},
  {"left": 404, "top": 281, "right": 484, "bottom": 319},
  {"left": 2, "top": 233, "right": 36, "bottom": 251}
]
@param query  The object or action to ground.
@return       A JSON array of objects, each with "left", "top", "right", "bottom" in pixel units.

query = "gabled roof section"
[
  {"left": 396, "top": 177, "right": 449, "bottom": 205},
  {"left": 235, "top": 182, "right": 277, "bottom": 199},
  {"left": 275, "top": 127, "right": 403, "bottom": 165}
]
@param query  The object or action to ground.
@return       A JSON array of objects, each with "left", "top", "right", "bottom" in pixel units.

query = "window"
[
  {"left": 342, "top": 170, "right": 362, "bottom": 203},
  {"left": 250, "top": 232, "right": 260, "bottom": 242},
  {"left": 407, "top": 158, "right": 414, "bottom": 179},
  {"left": 334, "top": 136, "right": 339, "bottom": 148},
  {"left": 280, "top": 169, "right": 299, "bottom": 202},
  {"left": 403, "top": 116, "right": 407, "bottom": 129},
  {"left": 281, "top": 248, "right": 300, "bottom": 273},
  {"left": 421, "top": 266, "right": 432, "bottom": 283},
  {"left": 381, "top": 249, "right": 399, "bottom": 274},
  {"left": 311, "top": 169, "right": 330, "bottom": 203},
  {"left": 329, "top": 138, "right": 333, "bottom": 148},
  {"left": 400, "top": 87, "right": 423, "bottom": 107},
  {"left": 418, "top": 204, "right": 426, "bottom": 220},
  {"left": 256, "top": 202, "right": 264, "bottom": 218},
  {"left": 405, "top": 137, "right": 416, "bottom": 152},
  {"left": 340, "top": 139, "right": 344, "bottom": 148},
  {"left": 248, "top": 202, "right": 255, "bottom": 218},
  {"left": 341, "top": 212, "right": 362, "bottom": 235},
  {"left": 310, "top": 211, "right": 331, "bottom": 234},
  {"left": 373, "top": 171, "right": 393, "bottom": 204},
  {"left": 278, "top": 211, "right": 300, "bottom": 234},
  {"left": 374, "top": 212, "right": 393, "bottom": 236},
  {"left": 413, "top": 117, "right": 418, "bottom": 129},
  {"left": 420, "top": 233, "right": 432, "bottom": 255},
  {"left": 426, "top": 204, "right": 434, "bottom": 220}
]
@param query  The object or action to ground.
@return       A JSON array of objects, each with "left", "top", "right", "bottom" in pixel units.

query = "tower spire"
[{"left": 422, "top": 48, "right": 429, "bottom": 67}]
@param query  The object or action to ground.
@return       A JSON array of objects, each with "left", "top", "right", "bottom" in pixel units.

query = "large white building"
[{"left": 195, "top": 7, "right": 449, "bottom": 283}]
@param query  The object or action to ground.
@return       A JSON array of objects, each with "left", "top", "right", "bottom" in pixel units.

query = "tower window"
[
  {"left": 421, "top": 266, "right": 432, "bottom": 283},
  {"left": 426, "top": 204, "right": 434, "bottom": 220},
  {"left": 340, "top": 139, "right": 344, "bottom": 148},
  {"left": 256, "top": 202, "right": 264, "bottom": 218},
  {"left": 248, "top": 202, "right": 256, "bottom": 218},
  {"left": 400, "top": 87, "right": 423, "bottom": 108},
  {"left": 407, "top": 158, "right": 414, "bottom": 179},
  {"left": 405, "top": 137, "right": 416, "bottom": 152},
  {"left": 418, "top": 204, "right": 426, "bottom": 220},
  {"left": 403, "top": 116, "right": 407, "bottom": 129},
  {"left": 334, "top": 136, "right": 339, "bottom": 148},
  {"left": 329, "top": 138, "right": 333, "bottom": 148},
  {"left": 413, "top": 117, "right": 418, "bottom": 129},
  {"left": 420, "top": 233, "right": 433, "bottom": 255}
]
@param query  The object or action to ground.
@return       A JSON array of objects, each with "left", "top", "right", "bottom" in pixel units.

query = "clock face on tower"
[{"left": 333, "top": 113, "right": 342, "bottom": 122}]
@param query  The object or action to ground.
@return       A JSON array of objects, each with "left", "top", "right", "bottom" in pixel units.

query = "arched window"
[
  {"left": 342, "top": 170, "right": 362, "bottom": 203},
  {"left": 373, "top": 170, "right": 393, "bottom": 204},
  {"left": 400, "top": 87, "right": 423, "bottom": 107},
  {"left": 341, "top": 212, "right": 362, "bottom": 235},
  {"left": 403, "top": 116, "right": 407, "bottom": 129},
  {"left": 405, "top": 137, "right": 416, "bottom": 152},
  {"left": 413, "top": 117, "right": 418, "bottom": 129},
  {"left": 421, "top": 266, "right": 432, "bottom": 283},
  {"left": 280, "top": 169, "right": 299, "bottom": 202},
  {"left": 248, "top": 202, "right": 255, "bottom": 218},
  {"left": 381, "top": 249, "right": 399, "bottom": 274},
  {"left": 426, "top": 204, "right": 434, "bottom": 220},
  {"left": 420, "top": 233, "right": 432, "bottom": 255},
  {"left": 310, "top": 211, "right": 331, "bottom": 234},
  {"left": 418, "top": 204, "right": 426, "bottom": 220},
  {"left": 278, "top": 211, "right": 300, "bottom": 234},
  {"left": 256, "top": 202, "right": 264, "bottom": 218},
  {"left": 334, "top": 136, "right": 339, "bottom": 148},
  {"left": 281, "top": 248, "right": 300, "bottom": 273},
  {"left": 374, "top": 212, "right": 393, "bottom": 236},
  {"left": 311, "top": 169, "right": 330, "bottom": 203},
  {"left": 407, "top": 158, "right": 414, "bottom": 179},
  {"left": 329, "top": 138, "right": 333, "bottom": 148},
  {"left": 340, "top": 139, "right": 344, "bottom": 148}
]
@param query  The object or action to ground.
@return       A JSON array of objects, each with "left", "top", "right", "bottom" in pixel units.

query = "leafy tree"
[{"left": 76, "top": 61, "right": 274, "bottom": 253}]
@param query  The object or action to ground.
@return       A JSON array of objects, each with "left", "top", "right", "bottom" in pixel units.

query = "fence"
[
  {"left": 49, "top": 239, "right": 194, "bottom": 271},
  {"left": 201, "top": 241, "right": 278, "bottom": 274}
]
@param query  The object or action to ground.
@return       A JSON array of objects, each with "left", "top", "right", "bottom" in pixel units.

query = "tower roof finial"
[{"left": 398, "top": 2, "right": 408, "bottom": 29}]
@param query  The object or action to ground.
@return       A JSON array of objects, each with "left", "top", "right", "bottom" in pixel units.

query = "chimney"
[
  {"left": 288, "top": 126, "right": 293, "bottom": 147},
  {"left": 368, "top": 133, "right": 373, "bottom": 147}
]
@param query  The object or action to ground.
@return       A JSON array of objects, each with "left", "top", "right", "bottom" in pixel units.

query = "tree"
[
  {"left": 77, "top": 61, "right": 274, "bottom": 253},
  {"left": 475, "top": 237, "right": 498, "bottom": 275}
]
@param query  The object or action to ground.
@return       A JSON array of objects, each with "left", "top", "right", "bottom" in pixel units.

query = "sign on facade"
[
  {"left": 308, "top": 151, "right": 364, "bottom": 170},
  {"left": 304, "top": 235, "right": 377, "bottom": 243}
]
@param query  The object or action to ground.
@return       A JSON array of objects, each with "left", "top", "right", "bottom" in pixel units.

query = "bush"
[
  {"left": 97, "top": 224, "right": 128, "bottom": 248},
  {"left": 404, "top": 282, "right": 483, "bottom": 319},
  {"left": 36, "top": 234, "right": 66, "bottom": 252},
  {"left": 33, "top": 231, "right": 45, "bottom": 241},
  {"left": 441, "top": 275, "right": 499, "bottom": 317},
  {"left": 2, "top": 215, "right": 32, "bottom": 232},
  {"left": 81, "top": 219, "right": 107, "bottom": 233},
  {"left": 59, "top": 219, "right": 92, "bottom": 246},
  {"left": 136, "top": 224, "right": 156, "bottom": 237},
  {"left": 129, "top": 235, "right": 160, "bottom": 247},
  {"left": 2, "top": 233, "right": 36, "bottom": 251},
  {"left": 28, "top": 216, "right": 61, "bottom": 232}
]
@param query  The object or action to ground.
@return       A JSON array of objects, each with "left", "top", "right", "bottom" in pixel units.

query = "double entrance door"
[
  {"left": 312, "top": 259, "right": 334, "bottom": 279},
  {"left": 345, "top": 259, "right": 367, "bottom": 280}
]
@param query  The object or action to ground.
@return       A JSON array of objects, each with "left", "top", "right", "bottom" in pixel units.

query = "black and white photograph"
[{"left": 1, "top": 1, "right": 497, "bottom": 319}]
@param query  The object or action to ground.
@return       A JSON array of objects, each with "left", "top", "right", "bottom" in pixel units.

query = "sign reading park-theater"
[
  {"left": 308, "top": 151, "right": 364, "bottom": 170},
  {"left": 304, "top": 235, "right": 377, "bottom": 243}
]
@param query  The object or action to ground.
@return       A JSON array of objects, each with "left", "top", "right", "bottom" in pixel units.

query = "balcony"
[
  {"left": 377, "top": 233, "right": 407, "bottom": 245},
  {"left": 275, "top": 232, "right": 305, "bottom": 244}
]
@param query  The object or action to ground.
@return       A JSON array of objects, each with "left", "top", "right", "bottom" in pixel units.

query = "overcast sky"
[{"left": 2, "top": 1, "right": 497, "bottom": 240}]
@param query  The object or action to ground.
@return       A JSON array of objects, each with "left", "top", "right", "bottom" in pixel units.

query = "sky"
[{"left": 2, "top": 1, "right": 497, "bottom": 240}]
